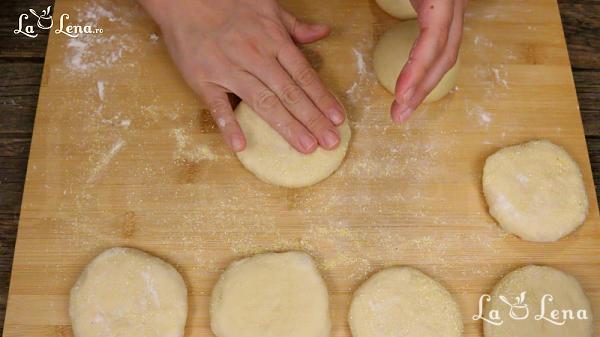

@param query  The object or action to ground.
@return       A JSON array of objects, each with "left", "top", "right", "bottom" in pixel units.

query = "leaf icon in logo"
[
  {"left": 41, "top": 6, "right": 52, "bottom": 18},
  {"left": 516, "top": 291, "right": 527, "bottom": 305}
]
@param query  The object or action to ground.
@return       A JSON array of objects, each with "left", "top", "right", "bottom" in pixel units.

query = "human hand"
[
  {"left": 391, "top": 0, "right": 467, "bottom": 123},
  {"left": 139, "top": 0, "right": 346, "bottom": 153}
]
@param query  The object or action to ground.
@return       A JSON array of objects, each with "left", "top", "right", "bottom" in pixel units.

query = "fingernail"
[
  {"left": 329, "top": 108, "right": 344, "bottom": 125},
  {"left": 300, "top": 134, "right": 317, "bottom": 152},
  {"left": 231, "top": 135, "right": 244, "bottom": 152},
  {"left": 398, "top": 107, "right": 414, "bottom": 123},
  {"left": 322, "top": 129, "right": 340, "bottom": 149}
]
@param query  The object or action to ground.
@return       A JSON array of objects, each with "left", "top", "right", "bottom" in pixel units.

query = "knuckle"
[
  {"left": 208, "top": 97, "right": 229, "bottom": 115},
  {"left": 223, "top": 30, "right": 247, "bottom": 47},
  {"left": 262, "top": 19, "right": 288, "bottom": 42},
  {"left": 295, "top": 65, "right": 318, "bottom": 87},
  {"left": 273, "top": 118, "right": 296, "bottom": 140},
  {"left": 305, "top": 112, "right": 326, "bottom": 131},
  {"left": 438, "top": 25, "right": 451, "bottom": 38},
  {"left": 280, "top": 84, "right": 304, "bottom": 105},
  {"left": 277, "top": 119, "right": 294, "bottom": 133},
  {"left": 315, "top": 91, "right": 335, "bottom": 108},
  {"left": 435, "top": 28, "right": 451, "bottom": 48},
  {"left": 254, "top": 90, "right": 279, "bottom": 111},
  {"left": 208, "top": 98, "right": 233, "bottom": 130}
]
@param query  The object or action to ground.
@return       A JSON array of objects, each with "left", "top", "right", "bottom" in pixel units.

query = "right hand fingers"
[
  {"left": 227, "top": 70, "right": 320, "bottom": 154},
  {"left": 392, "top": 0, "right": 455, "bottom": 122},
  {"left": 411, "top": 0, "right": 464, "bottom": 104}
]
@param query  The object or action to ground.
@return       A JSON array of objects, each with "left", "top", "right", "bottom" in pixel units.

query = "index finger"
[{"left": 393, "top": 0, "right": 455, "bottom": 117}]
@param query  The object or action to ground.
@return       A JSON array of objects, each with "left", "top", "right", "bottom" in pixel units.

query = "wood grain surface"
[{"left": 1, "top": 0, "right": 599, "bottom": 336}]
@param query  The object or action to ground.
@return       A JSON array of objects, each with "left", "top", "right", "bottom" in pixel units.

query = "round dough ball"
[
  {"left": 234, "top": 102, "right": 351, "bottom": 188},
  {"left": 373, "top": 20, "right": 460, "bottom": 102},
  {"left": 210, "top": 251, "right": 331, "bottom": 337},
  {"left": 484, "top": 265, "right": 593, "bottom": 337},
  {"left": 482, "top": 140, "right": 588, "bottom": 242},
  {"left": 349, "top": 267, "right": 463, "bottom": 337},
  {"left": 375, "top": 0, "right": 417, "bottom": 19},
  {"left": 69, "top": 247, "right": 188, "bottom": 337}
]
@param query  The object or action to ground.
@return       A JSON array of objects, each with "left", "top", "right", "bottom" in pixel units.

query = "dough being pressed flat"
[
  {"left": 210, "top": 251, "right": 331, "bottom": 337},
  {"left": 375, "top": 0, "right": 417, "bottom": 19},
  {"left": 373, "top": 20, "right": 460, "bottom": 102},
  {"left": 69, "top": 247, "right": 188, "bottom": 337},
  {"left": 484, "top": 265, "right": 593, "bottom": 337},
  {"left": 349, "top": 267, "right": 463, "bottom": 337},
  {"left": 234, "top": 102, "right": 351, "bottom": 188},
  {"left": 482, "top": 140, "right": 588, "bottom": 242}
]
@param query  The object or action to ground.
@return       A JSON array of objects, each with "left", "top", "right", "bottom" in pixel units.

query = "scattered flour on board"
[
  {"left": 64, "top": 1, "right": 142, "bottom": 73},
  {"left": 352, "top": 48, "right": 367, "bottom": 76},
  {"left": 473, "top": 35, "right": 494, "bottom": 48},
  {"left": 86, "top": 137, "right": 125, "bottom": 184},
  {"left": 466, "top": 100, "right": 493, "bottom": 127},
  {"left": 171, "top": 128, "right": 217, "bottom": 163},
  {"left": 491, "top": 66, "right": 509, "bottom": 89},
  {"left": 97, "top": 80, "right": 105, "bottom": 101},
  {"left": 345, "top": 40, "right": 379, "bottom": 116},
  {"left": 470, "top": 30, "right": 513, "bottom": 90}
]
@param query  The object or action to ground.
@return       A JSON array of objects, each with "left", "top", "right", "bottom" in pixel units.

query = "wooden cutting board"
[{"left": 4, "top": 0, "right": 600, "bottom": 336}]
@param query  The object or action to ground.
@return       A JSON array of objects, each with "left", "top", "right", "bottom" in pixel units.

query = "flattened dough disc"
[
  {"left": 483, "top": 140, "right": 588, "bottom": 241},
  {"left": 69, "top": 247, "right": 188, "bottom": 337},
  {"left": 235, "top": 102, "right": 351, "bottom": 188},
  {"left": 484, "top": 265, "right": 593, "bottom": 337},
  {"left": 210, "top": 251, "right": 331, "bottom": 337},
  {"left": 349, "top": 267, "right": 463, "bottom": 337}
]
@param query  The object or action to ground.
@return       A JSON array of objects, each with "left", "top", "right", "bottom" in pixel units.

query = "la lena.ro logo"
[
  {"left": 472, "top": 291, "right": 590, "bottom": 326},
  {"left": 14, "top": 5, "right": 103, "bottom": 38}
]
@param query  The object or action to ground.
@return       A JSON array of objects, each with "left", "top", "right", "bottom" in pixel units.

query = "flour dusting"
[
  {"left": 466, "top": 101, "right": 493, "bottom": 127},
  {"left": 86, "top": 137, "right": 125, "bottom": 184},
  {"left": 97, "top": 80, "right": 105, "bottom": 101},
  {"left": 491, "top": 66, "right": 509, "bottom": 89},
  {"left": 352, "top": 48, "right": 367, "bottom": 76},
  {"left": 345, "top": 40, "right": 378, "bottom": 114},
  {"left": 171, "top": 128, "right": 217, "bottom": 163},
  {"left": 64, "top": 1, "right": 143, "bottom": 73}
]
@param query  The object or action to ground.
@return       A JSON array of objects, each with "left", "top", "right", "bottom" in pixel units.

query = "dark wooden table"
[{"left": 0, "top": 0, "right": 598, "bottom": 331}]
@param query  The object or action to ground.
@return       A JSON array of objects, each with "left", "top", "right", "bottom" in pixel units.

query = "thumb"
[{"left": 280, "top": 9, "right": 331, "bottom": 44}]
